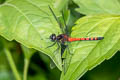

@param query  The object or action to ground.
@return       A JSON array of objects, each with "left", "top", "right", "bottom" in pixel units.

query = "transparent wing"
[
  {"left": 61, "top": 11, "right": 69, "bottom": 35},
  {"left": 62, "top": 42, "right": 73, "bottom": 74},
  {"left": 50, "top": 59, "right": 56, "bottom": 69},
  {"left": 48, "top": 6, "right": 65, "bottom": 34}
]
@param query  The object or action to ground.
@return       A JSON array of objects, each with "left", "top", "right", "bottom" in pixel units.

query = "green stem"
[
  {"left": 4, "top": 48, "right": 21, "bottom": 80},
  {"left": 23, "top": 59, "right": 29, "bottom": 80}
]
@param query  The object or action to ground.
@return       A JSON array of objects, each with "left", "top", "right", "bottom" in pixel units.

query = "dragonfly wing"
[
  {"left": 62, "top": 42, "right": 73, "bottom": 74},
  {"left": 61, "top": 11, "right": 69, "bottom": 35},
  {"left": 49, "top": 6, "right": 65, "bottom": 34},
  {"left": 50, "top": 59, "right": 56, "bottom": 69},
  {"left": 51, "top": 42, "right": 63, "bottom": 70}
]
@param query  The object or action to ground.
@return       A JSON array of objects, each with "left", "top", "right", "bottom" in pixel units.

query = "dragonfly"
[
  {"left": 48, "top": 6, "right": 104, "bottom": 50},
  {"left": 48, "top": 6, "right": 104, "bottom": 73}
]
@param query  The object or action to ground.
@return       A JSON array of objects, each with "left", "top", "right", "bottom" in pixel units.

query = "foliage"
[{"left": 0, "top": 0, "right": 120, "bottom": 80}]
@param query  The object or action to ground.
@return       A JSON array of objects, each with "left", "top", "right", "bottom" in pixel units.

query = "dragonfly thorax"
[{"left": 50, "top": 34, "right": 56, "bottom": 41}]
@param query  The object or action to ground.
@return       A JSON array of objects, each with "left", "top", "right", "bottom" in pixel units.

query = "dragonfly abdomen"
[{"left": 68, "top": 37, "right": 104, "bottom": 42}]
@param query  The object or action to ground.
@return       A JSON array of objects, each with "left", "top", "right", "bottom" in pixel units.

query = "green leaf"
[
  {"left": 60, "top": 15, "right": 120, "bottom": 80},
  {"left": 0, "top": 0, "right": 62, "bottom": 70},
  {"left": 73, "top": 0, "right": 120, "bottom": 15}
]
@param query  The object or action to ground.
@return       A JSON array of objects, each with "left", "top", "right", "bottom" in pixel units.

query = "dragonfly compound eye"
[{"left": 50, "top": 34, "right": 56, "bottom": 41}]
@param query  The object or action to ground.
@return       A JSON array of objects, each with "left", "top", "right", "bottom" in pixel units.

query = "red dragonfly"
[
  {"left": 50, "top": 33, "right": 104, "bottom": 43},
  {"left": 48, "top": 6, "right": 104, "bottom": 48},
  {"left": 48, "top": 6, "right": 104, "bottom": 73}
]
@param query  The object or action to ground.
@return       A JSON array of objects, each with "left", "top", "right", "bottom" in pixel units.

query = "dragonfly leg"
[
  {"left": 66, "top": 43, "right": 73, "bottom": 55},
  {"left": 51, "top": 42, "right": 61, "bottom": 60},
  {"left": 53, "top": 42, "right": 60, "bottom": 53},
  {"left": 61, "top": 44, "right": 66, "bottom": 57},
  {"left": 46, "top": 42, "right": 56, "bottom": 48}
]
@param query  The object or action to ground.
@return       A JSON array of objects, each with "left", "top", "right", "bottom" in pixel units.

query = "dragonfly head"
[{"left": 50, "top": 34, "right": 56, "bottom": 41}]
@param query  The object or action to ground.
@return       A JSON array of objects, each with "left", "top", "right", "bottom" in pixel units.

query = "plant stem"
[
  {"left": 23, "top": 59, "right": 29, "bottom": 80},
  {"left": 4, "top": 48, "right": 21, "bottom": 80}
]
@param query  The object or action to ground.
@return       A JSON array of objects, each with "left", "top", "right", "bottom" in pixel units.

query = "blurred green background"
[{"left": 0, "top": 36, "right": 61, "bottom": 80}]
